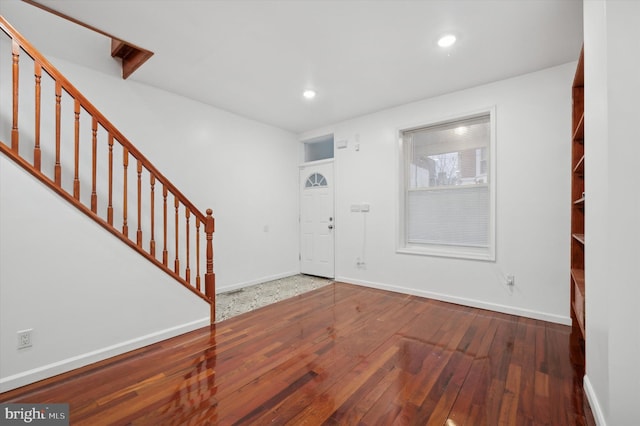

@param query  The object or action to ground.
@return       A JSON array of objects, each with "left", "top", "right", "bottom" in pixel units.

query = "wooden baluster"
[
  {"left": 73, "top": 100, "right": 80, "bottom": 200},
  {"left": 150, "top": 175, "right": 156, "bottom": 257},
  {"left": 122, "top": 147, "right": 129, "bottom": 237},
  {"left": 196, "top": 217, "right": 201, "bottom": 291},
  {"left": 185, "top": 208, "right": 191, "bottom": 283},
  {"left": 34, "top": 62, "right": 42, "bottom": 170},
  {"left": 11, "top": 40, "right": 19, "bottom": 152},
  {"left": 205, "top": 209, "right": 215, "bottom": 324},
  {"left": 162, "top": 185, "right": 168, "bottom": 266},
  {"left": 54, "top": 81, "right": 62, "bottom": 186},
  {"left": 136, "top": 160, "right": 142, "bottom": 247},
  {"left": 91, "top": 118, "right": 98, "bottom": 213},
  {"left": 107, "top": 134, "right": 114, "bottom": 225},
  {"left": 174, "top": 196, "right": 179, "bottom": 274}
]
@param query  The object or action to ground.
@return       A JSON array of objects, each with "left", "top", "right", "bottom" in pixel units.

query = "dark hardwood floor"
[{"left": 0, "top": 283, "right": 594, "bottom": 425}]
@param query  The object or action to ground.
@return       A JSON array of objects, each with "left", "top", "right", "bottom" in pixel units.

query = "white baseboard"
[
  {"left": 336, "top": 276, "right": 572, "bottom": 326},
  {"left": 0, "top": 317, "right": 209, "bottom": 393},
  {"left": 216, "top": 270, "right": 300, "bottom": 294},
  {"left": 584, "top": 374, "right": 606, "bottom": 426}
]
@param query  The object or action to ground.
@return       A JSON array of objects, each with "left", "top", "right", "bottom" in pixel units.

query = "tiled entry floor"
[{"left": 215, "top": 274, "right": 333, "bottom": 322}]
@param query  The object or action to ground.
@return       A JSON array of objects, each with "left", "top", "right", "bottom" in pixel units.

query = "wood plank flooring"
[{"left": 0, "top": 283, "right": 595, "bottom": 425}]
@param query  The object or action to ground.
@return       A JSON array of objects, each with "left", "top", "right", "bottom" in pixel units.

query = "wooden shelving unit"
[{"left": 570, "top": 47, "right": 585, "bottom": 338}]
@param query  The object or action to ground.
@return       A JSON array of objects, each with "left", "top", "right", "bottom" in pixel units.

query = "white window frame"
[{"left": 397, "top": 107, "right": 496, "bottom": 261}]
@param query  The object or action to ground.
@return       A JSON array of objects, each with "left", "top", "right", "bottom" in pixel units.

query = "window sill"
[{"left": 397, "top": 245, "right": 495, "bottom": 262}]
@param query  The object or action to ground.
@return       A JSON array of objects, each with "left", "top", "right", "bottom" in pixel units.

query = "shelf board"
[
  {"left": 572, "top": 113, "right": 584, "bottom": 141},
  {"left": 570, "top": 45, "right": 585, "bottom": 342},
  {"left": 571, "top": 268, "right": 585, "bottom": 295},
  {"left": 571, "top": 267, "right": 586, "bottom": 338},
  {"left": 573, "top": 155, "right": 584, "bottom": 175},
  {"left": 572, "top": 300, "right": 586, "bottom": 338}
]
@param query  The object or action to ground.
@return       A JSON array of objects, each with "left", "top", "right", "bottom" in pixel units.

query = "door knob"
[{"left": 328, "top": 224, "right": 334, "bottom": 229}]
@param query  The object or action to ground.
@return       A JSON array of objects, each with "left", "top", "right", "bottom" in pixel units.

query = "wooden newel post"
[{"left": 205, "top": 208, "right": 216, "bottom": 324}]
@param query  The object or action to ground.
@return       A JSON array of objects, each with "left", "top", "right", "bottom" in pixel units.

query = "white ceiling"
[{"left": 1, "top": 0, "right": 583, "bottom": 134}]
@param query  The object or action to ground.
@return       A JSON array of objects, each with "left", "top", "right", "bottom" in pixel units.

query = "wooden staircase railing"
[{"left": 0, "top": 16, "right": 216, "bottom": 323}]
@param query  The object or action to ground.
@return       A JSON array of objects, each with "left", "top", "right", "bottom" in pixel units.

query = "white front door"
[{"left": 299, "top": 161, "right": 334, "bottom": 278}]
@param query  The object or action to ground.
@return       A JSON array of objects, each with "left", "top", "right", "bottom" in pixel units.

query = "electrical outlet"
[
  {"left": 506, "top": 275, "right": 515, "bottom": 287},
  {"left": 17, "top": 329, "right": 32, "bottom": 349}
]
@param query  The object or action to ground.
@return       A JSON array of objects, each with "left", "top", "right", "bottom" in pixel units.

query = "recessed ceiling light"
[
  {"left": 303, "top": 89, "right": 316, "bottom": 99},
  {"left": 438, "top": 34, "right": 456, "bottom": 48}
]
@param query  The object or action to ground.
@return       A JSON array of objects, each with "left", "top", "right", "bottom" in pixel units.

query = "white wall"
[
  {"left": 0, "top": 2, "right": 300, "bottom": 292},
  {"left": 301, "top": 63, "right": 574, "bottom": 324},
  {"left": 583, "top": 1, "right": 640, "bottom": 424},
  {"left": 1, "top": 4, "right": 299, "bottom": 391},
  {"left": 0, "top": 156, "right": 210, "bottom": 392},
  {"left": 24, "top": 56, "right": 301, "bottom": 292}
]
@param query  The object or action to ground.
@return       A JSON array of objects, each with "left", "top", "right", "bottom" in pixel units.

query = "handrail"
[
  {"left": 1, "top": 17, "right": 203, "bottom": 219},
  {"left": 0, "top": 15, "right": 216, "bottom": 323}
]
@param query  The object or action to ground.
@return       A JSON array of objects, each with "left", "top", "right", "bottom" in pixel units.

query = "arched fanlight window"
[{"left": 305, "top": 173, "right": 327, "bottom": 188}]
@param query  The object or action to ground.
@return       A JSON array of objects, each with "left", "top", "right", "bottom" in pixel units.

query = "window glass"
[
  {"left": 305, "top": 173, "right": 327, "bottom": 188},
  {"left": 400, "top": 111, "right": 494, "bottom": 260}
]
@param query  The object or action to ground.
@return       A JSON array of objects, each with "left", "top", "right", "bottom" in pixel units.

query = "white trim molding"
[
  {"left": 336, "top": 276, "right": 572, "bottom": 326},
  {"left": 0, "top": 318, "right": 209, "bottom": 393},
  {"left": 584, "top": 374, "right": 607, "bottom": 426},
  {"left": 396, "top": 106, "right": 497, "bottom": 262}
]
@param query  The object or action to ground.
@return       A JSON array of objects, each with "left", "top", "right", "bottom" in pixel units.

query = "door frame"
[{"left": 299, "top": 158, "right": 335, "bottom": 278}]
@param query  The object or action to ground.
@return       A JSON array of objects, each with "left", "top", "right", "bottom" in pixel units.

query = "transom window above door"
[{"left": 305, "top": 173, "right": 327, "bottom": 188}]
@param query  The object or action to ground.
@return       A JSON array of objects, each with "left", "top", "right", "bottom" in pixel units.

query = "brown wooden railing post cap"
[{"left": 206, "top": 208, "right": 213, "bottom": 216}]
